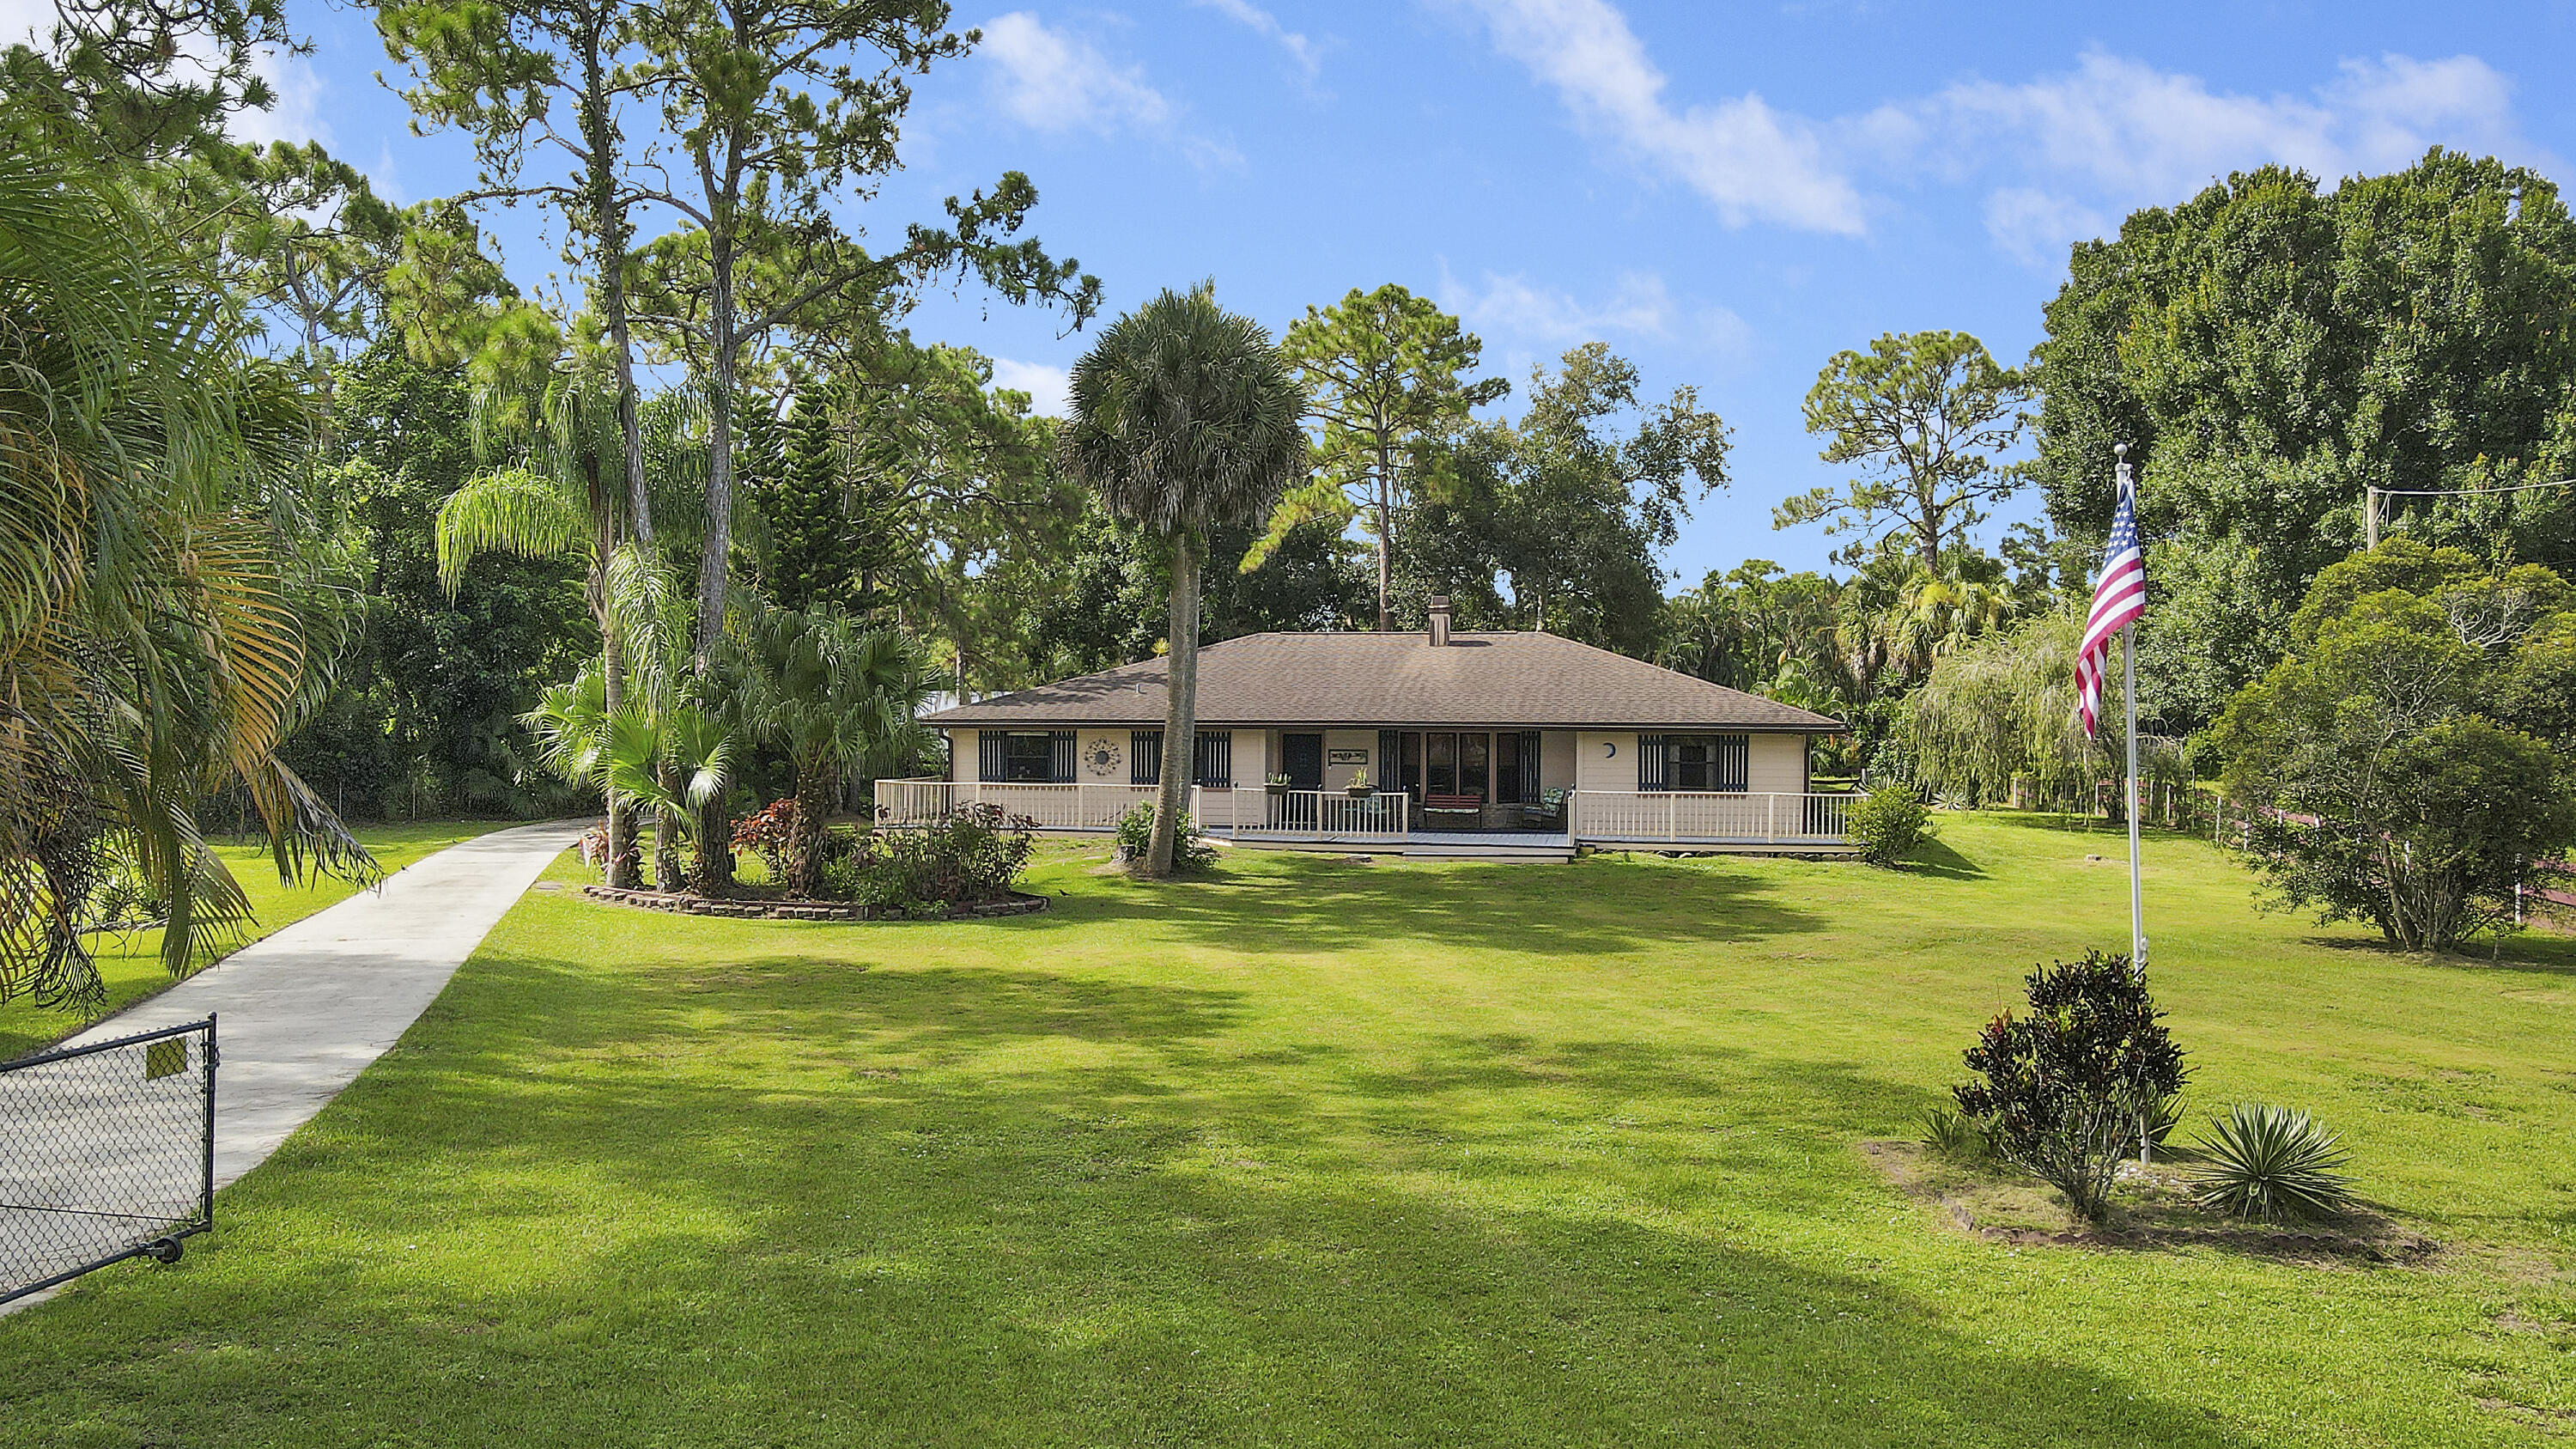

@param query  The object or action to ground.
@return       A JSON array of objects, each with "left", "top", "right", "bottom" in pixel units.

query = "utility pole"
[{"left": 2364, "top": 485, "right": 2381, "bottom": 550}]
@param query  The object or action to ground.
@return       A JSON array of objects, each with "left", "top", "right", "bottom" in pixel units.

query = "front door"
[{"left": 1281, "top": 733, "right": 1324, "bottom": 788}]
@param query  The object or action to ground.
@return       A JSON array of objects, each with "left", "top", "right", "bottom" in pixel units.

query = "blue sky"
[{"left": 32, "top": 0, "right": 2576, "bottom": 585}]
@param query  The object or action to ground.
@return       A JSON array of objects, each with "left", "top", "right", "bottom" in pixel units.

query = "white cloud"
[
  {"left": 1915, "top": 50, "right": 2522, "bottom": 204},
  {"left": 0, "top": 0, "right": 45, "bottom": 43},
  {"left": 232, "top": 45, "right": 331, "bottom": 149},
  {"left": 1443, "top": 0, "right": 2535, "bottom": 259},
  {"left": 976, "top": 11, "right": 1240, "bottom": 168},
  {"left": 1437, "top": 266, "right": 1753, "bottom": 367},
  {"left": 1982, "top": 186, "right": 2109, "bottom": 269},
  {"left": 1442, "top": 266, "right": 1671, "bottom": 342},
  {"left": 1192, "top": 0, "right": 1320, "bottom": 78},
  {"left": 989, "top": 357, "right": 1071, "bottom": 417},
  {"left": 980, "top": 11, "right": 1170, "bottom": 133},
  {"left": 1444, "top": 0, "right": 1867, "bottom": 234}
]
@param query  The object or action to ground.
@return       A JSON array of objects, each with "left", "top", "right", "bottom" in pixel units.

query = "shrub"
[
  {"left": 2140, "top": 1093, "right": 2186, "bottom": 1155},
  {"left": 1848, "top": 785, "right": 1932, "bottom": 866},
  {"left": 1116, "top": 801, "right": 1216, "bottom": 874},
  {"left": 854, "top": 802, "right": 1037, "bottom": 910},
  {"left": 732, "top": 799, "right": 799, "bottom": 880},
  {"left": 1921, "top": 1106, "right": 1989, "bottom": 1161},
  {"left": 2189, "top": 1104, "right": 2358, "bottom": 1223},
  {"left": 1953, "top": 949, "right": 2189, "bottom": 1220}
]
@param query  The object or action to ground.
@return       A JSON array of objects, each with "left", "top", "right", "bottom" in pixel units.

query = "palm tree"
[
  {"left": 435, "top": 326, "right": 702, "bottom": 887},
  {"left": 522, "top": 662, "right": 734, "bottom": 881},
  {"left": 1059, "top": 286, "right": 1305, "bottom": 877},
  {"left": 726, "top": 606, "right": 929, "bottom": 897},
  {"left": 0, "top": 148, "right": 370, "bottom": 1008}
]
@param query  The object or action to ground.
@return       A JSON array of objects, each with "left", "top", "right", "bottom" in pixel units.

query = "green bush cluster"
[
  {"left": 1953, "top": 950, "right": 2187, "bottom": 1220},
  {"left": 814, "top": 804, "right": 1036, "bottom": 914},
  {"left": 1115, "top": 802, "right": 1217, "bottom": 874},
  {"left": 1847, "top": 786, "right": 1931, "bottom": 866}
]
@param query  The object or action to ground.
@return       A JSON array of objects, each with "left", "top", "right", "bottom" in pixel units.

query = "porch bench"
[{"left": 1422, "top": 793, "right": 1483, "bottom": 830}]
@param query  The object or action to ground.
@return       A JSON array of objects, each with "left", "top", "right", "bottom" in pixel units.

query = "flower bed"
[{"left": 580, "top": 885, "right": 1048, "bottom": 922}]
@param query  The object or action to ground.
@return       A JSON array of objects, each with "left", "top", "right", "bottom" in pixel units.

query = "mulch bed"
[
  {"left": 1858, "top": 1139, "right": 2442, "bottom": 1266},
  {"left": 579, "top": 885, "right": 1049, "bottom": 922}
]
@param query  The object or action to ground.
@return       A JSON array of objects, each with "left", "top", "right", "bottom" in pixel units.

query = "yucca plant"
[
  {"left": 1921, "top": 1106, "right": 1989, "bottom": 1161},
  {"left": 2190, "top": 1104, "right": 2357, "bottom": 1224}
]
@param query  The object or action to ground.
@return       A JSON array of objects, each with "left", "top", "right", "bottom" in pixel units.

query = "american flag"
[{"left": 2075, "top": 472, "right": 2146, "bottom": 737}]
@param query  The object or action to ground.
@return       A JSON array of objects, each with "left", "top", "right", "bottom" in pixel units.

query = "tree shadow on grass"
[
  {"left": 1898, "top": 837, "right": 1987, "bottom": 880},
  {"left": 1, "top": 939, "right": 2281, "bottom": 1448},
  {"left": 2293, "top": 930, "right": 2576, "bottom": 978},
  {"left": 1013, "top": 852, "right": 1832, "bottom": 961}
]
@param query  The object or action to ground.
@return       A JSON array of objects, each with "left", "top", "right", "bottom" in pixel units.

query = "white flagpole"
[
  {"left": 2117, "top": 448, "right": 2148, "bottom": 973},
  {"left": 2124, "top": 619, "right": 2146, "bottom": 971}
]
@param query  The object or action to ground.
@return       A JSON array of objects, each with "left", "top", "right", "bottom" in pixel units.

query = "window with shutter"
[
  {"left": 1131, "top": 730, "right": 1161, "bottom": 785},
  {"left": 1193, "top": 730, "right": 1232, "bottom": 787},
  {"left": 977, "top": 732, "right": 1007, "bottom": 782},
  {"left": 1637, "top": 734, "right": 1668, "bottom": 792}
]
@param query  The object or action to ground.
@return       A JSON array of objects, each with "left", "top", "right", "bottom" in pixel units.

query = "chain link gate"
[{"left": 0, "top": 1016, "right": 216, "bottom": 1305}]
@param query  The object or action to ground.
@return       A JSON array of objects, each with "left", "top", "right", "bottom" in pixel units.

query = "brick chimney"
[{"left": 1427, "top": 594, "right": 1452, "bottom": 647}]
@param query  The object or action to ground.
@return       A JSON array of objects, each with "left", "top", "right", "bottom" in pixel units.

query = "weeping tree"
[
  {"left": 726, "top": 606, "right": 929, "bottom": 896},
  {"left": 1059, "top": 284, "right": 1305, "bottom": 878},
  {"left": 1903, "top": 608, "right": 2184, "bottom": 812}
]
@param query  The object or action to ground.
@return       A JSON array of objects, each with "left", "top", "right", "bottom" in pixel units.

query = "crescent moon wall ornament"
[{"left": 1602, "top": 741, "right": 1617, "bottom": 758}]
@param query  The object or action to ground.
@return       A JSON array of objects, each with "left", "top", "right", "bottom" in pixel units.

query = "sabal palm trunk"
[
  {"left": 601, "top": 621, "right": 641, "bottom": 889},
  {"left": 1148, "top": 537, "right": 1200, "bottom": 877},
  {"left": 787, "top": 750, "right": 832, "bottom": 897}
]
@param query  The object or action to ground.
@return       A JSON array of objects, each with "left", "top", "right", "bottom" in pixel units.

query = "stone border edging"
[{"left": 579, "top": 885, "right": 1048, "bottom": 922}]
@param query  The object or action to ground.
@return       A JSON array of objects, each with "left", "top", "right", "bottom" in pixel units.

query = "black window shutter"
[
  {"left": 1132, "top": 729, "right": 1161, "bottom": 785},
  {"left": 1194, "top": 730, "right": 1232, "bottom": 787},
  {"left": 1376, "top": 730, "right": 1400, "bottom": 790},
  {"left": 1520, "top": 731, "right": 1542, "bottom": 801},
  {"left": 977, "top": 731, "right": 1005, "bottom": 783},
  {"left": 1716, "top": 734, "right": 1749, "bottom": 793},
  {"left": 1051, "top": 730, "right": 1077, "bottom": 782},
  {"left": 1637, "top": 734, "right": 1668, "bottom": 793}
]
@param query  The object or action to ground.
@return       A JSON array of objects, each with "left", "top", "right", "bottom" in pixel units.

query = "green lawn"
[
  {"left": 4, "top": 815, "right": 2573, "bottom": 1446},
  {"left": 0, "top": 822, "right": 516, "bottom": 1061}
]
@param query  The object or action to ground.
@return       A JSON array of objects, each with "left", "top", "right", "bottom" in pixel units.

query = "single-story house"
[{"left": 881, "top": 598, "right": 1852, "bottom": 859}]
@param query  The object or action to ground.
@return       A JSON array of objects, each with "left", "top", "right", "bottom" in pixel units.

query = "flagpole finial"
[{"left": 2114, "top": 441, "right": 2133, "bottom": 495}]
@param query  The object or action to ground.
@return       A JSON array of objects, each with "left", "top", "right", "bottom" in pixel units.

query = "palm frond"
[{"left": 434, "top": 465, "right": 591, "bottom": 595}]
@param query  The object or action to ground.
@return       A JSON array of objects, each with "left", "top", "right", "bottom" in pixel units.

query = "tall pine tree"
[{"left": 769, "top": 377, "right": 858, "bottom": 615}]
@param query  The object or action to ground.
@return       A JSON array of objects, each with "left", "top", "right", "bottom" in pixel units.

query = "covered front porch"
[{"left": 872, "top": 781, "right": 1857, "bottom": 858}]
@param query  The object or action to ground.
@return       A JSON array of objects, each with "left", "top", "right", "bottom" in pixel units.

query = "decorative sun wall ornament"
[{"left": 1084, "top": 740, "right": 1122, "bottom": 776}]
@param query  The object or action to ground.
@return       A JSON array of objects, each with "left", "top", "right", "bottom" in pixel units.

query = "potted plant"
[
  {"left": 1266, "top": 772, "right": 1291, "bottom": 799},
  {"left": 1345, "top": 768, "right": 1374, "bottom": 799}
]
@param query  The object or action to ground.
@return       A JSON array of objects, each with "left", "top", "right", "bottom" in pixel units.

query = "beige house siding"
[
  {"left": 944, "top": 724, "right": 1812, "bottom": 795},
  {"left": 1540, "top": 729, "right": 1578, "bottom": 793},
  {"left": 1748, "top": 733, "right": 1809, "bottom": 795},
  {"left": 1575, "top": 731, "right": 1633, "bottom": 791},
  {"left": 1323, "top": 728, "right": 1376, "bottom": 790}
]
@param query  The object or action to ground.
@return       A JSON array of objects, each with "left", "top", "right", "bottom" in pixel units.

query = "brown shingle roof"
[{"left": 927, "top": 631, "right": 1843, "bottom": 732}]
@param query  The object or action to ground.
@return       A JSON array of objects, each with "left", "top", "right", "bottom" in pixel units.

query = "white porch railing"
[
  {"left": 871, "top": 780, "right": 1252, "bottom": 832},
  {"left": 1226, "top": 788, "right": 1409, "bottom": 842},
  {"left": 877, "top": 781, "right": 1844, "bottom": 847},
  {"left": 1567, "top": 790, "right": 1851, "bottom": 845}
]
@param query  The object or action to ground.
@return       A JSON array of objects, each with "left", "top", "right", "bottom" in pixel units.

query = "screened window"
[
  {"left": 1653, "top": 734, "right": 1748, "bottom": 793},
  {"left": 1004, "top": 733, "right": 1057, "bottom": 782}
]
